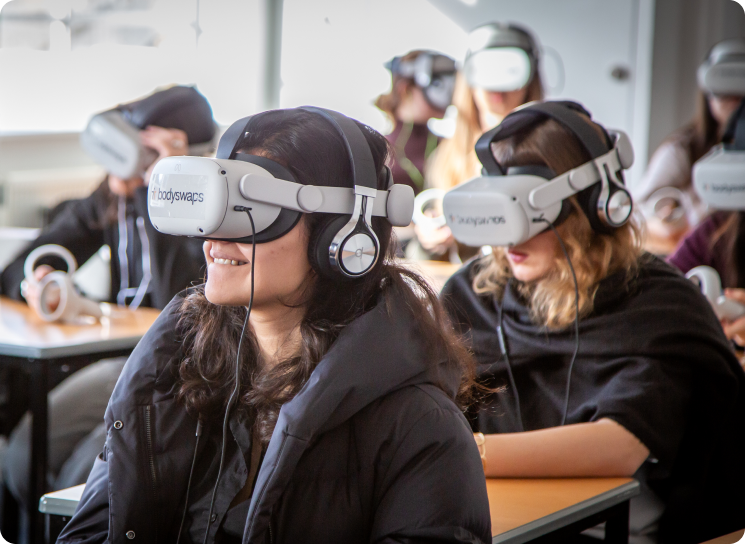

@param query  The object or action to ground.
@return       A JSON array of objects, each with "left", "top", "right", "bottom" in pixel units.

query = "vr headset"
[
  {"left": 697, "top": 39, "right": 745, "bottom": 96},
  {"left": 443, "top": 101, "right": 633, "bottom": 247},
  {"left": 80, "top": 86, "right": 216, "bottom": 180},
  {"left": 148, "top": 107, "right": 415, "bottom": 278},
  {"left": 464, "top": 22, "right": 540, "bottom": 93},
  {"left": 693, "top": 96, "right": 745, "bottom": 209},
  {"left": 386, "top": 51, "right": 457, "bottom": 111}
]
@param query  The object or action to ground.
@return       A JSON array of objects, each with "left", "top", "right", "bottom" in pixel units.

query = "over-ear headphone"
[
  {"left": 443, "top": 101, "right": 634, "bottom": 247},
  {"left": 149, "top": 107, "right": 414, "bottom": 279},
  {"left": 478, "top": 101, "right": 632, "bottom": 232}
]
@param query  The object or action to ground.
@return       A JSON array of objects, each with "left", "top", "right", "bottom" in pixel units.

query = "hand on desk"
[
  {"left": 414, "top": 223, "right": 455, "bottom": 256},
  {"left": 21, "top": 265, "right": 60, "bottom": 312},
  {"left": 722, "top": 289, "right": 745, "bottom": 345}
]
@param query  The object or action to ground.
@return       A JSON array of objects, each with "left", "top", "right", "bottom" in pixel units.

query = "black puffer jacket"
[{"left": 58, "top": 289, "right": 492, "bottom": 544}]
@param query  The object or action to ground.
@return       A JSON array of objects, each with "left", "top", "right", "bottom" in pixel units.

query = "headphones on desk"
[
  {"left": 443, "top": 100, "right": 634, "bottom": 247},
  {"left": 148, "top": 106, "right": 415, "bottom": 279}
]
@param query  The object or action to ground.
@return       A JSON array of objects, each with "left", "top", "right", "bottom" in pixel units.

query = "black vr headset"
[
  {"left": 443, "top": 101, "right": 634, "bottom": 247},
  {"left": 147, "top": 107, "right": 415, "bottom": 278},
  {"left": 385, "top": 51, "right": 457, "bottom": 111},
  {"left": 80, "top": 86, "right": 216, "bottom": 179}
]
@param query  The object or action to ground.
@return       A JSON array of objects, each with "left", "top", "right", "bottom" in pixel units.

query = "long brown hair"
[
  {"left": 427, "top": 71, "right": 544, "bottom": 192},
  {"left": 471, "top": 116, "right": 643, "bottom": 329},
  {"left": 176, "top": 109, "right": 476, "bottom": 444},
  {"left": 668, "top": 91, "right": 721, "bottom": 166}
]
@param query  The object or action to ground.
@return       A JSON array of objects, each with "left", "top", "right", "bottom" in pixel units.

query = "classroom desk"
[
  {"left": 489, "top": 478, "right": 640, "bottom": 544},
  {"left": 41, "top": 479, "right": 639, "bottom": 543},
  {"left": 0, "top": 296, "right": 159, "bottom": 544}
]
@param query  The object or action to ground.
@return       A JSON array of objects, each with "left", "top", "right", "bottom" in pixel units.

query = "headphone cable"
[
  {"left": 497, "top": 300, "right": 525, "bottom": 433},
  {"left": 535, "top": 217, "right": 580, "bottom": 426},
  {"left": 200, "top": 206, "right": 256, "bottom": 544},
  {"left": 176, "top": 415, "right": 203, "bottom": 544}
]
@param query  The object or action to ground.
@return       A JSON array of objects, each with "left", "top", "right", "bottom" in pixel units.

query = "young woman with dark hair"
[
  {"left": 58, "top": 108, "right": 491, "bottom": 544},
  {"left": 440, "top": 105, "right": 745, "bottom": 543}
]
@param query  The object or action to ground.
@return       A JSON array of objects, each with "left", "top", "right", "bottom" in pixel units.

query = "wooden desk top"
[
  {"left": 0, "top": 296, "right": 160, "bottom": 359},
  {"left": 489, "top": 477, "right": 639, "bottom": 543},
  {"left": 400, "top": 260, "right": 462, "bottom": 292}
]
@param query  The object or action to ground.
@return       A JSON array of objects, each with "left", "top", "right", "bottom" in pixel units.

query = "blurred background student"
[
  {"left": 634, "top": 39, "right": 745, "bottom": 251},
  {"left": 0, "top": 85, "right": 214, "bottom": 530},
  {"left": 668, "top": 97, "right": 745, "bottom": 348},
  {"left": 410, "top": 22, "right": 545, "bottom": 262},
  {"left": 375, "top": 50, "right": 456, "bottom": 195}
]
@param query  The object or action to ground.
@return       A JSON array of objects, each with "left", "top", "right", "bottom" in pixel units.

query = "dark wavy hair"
[{"left": 175, "top": 108, "right": 476, "bottom": 444}]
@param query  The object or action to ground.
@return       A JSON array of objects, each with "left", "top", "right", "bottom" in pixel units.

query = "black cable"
[
  {"left": 201, "top": 206, "right": 256, "bottom": 544},
  {"left": 176, "top": 416, "right": 203, "bottom": 544},
  {"left": 497, "top": 299, "right": 525, "bottom": 432},
  {"left": 534, "top": 217, "right": 580, "bottom": 427}
]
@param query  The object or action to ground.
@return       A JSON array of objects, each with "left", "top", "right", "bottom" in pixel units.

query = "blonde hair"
[
  {"left": 428, "top": 71, "right": 545, "bottom": 191},
  {"left": 471, "top": 116, "right": 643, "bottom": 330}
]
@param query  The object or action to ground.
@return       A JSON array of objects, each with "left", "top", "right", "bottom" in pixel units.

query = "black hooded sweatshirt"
[
  {"left": 441, "top": 255, "right": 745, "bottom": 544},
  {"left": 57, "top": 288, "right": 492, "bottom": 544}
]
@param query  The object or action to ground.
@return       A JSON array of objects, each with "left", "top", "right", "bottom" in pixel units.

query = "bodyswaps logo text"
[
  {"left": 449, "top": 214, "right": 506, "bottom": 226},
  {"left": 151, "top": 188, "right": 205, "bottom": 205}
]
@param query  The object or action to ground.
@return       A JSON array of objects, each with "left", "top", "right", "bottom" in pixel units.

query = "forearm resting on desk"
[{"left": 482, "top": 418, "right": 650, "bottom": 478}]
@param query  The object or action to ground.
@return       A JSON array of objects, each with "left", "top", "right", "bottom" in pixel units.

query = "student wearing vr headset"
[
  {"left": 634, "top": 39, "right": 745, "bottom": 249},
  {"left": 0, "top": 86, "right": 215, "bottom": 520},
  {"left": 376, "top": 50, "right": 456, "bottom": 194},
  {"left": 58, "top": 107, "right": 491, "bottom": 544},
  {"left": 440, "top": 101, "right": 745, "bottom": 543},
  {"left": 669, "top": 97, "right": 745, "bottom": 346},
  {"left": 411, "top": 22, "right": 545, "bottom": 262}
]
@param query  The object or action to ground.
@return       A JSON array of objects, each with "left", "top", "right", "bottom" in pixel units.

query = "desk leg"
[
  {"left": 27, "top": 359, "right": 49, "bottom": 544},
  {"left": 604, "top": 500, "right": 630, "bottom": 544}
]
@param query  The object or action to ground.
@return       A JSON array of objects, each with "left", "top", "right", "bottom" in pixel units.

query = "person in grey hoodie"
[{"left": 58, "top": 108, "right": 491, "bottom": 544}]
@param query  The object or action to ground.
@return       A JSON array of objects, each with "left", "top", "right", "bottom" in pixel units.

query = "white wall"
[{"left": 647, "top": 0, "right": 745, "bottom": 159}]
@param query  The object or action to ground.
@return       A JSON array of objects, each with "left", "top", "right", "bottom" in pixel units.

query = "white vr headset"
[
  {"left": 148, "top": 107, "right": 415, "bottom": 277},
  {"left": 386, "top": 52, "right": 457, "bottom": 111},
  {"left": 693, "top": 97, "right": 745, "bottom": 209},
  {"left": 80, "top": 86, "right": 217, "bottom": 180},
  {"left": 464, "top": 22, "right": 539, "bottom": 93},
  {"left": 443, "top": 101, "right": 634, "bottom": 247},
  {"left": 697, "top": 39, "right": 745, "bottom": 96}
]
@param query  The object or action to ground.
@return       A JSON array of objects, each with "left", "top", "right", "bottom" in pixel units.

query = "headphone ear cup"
[
  {"left": 576, "top": 184, "right": 614, "bottom": 235},
  {"left": 576, "top": 183, "right": 632, "bottom": 234},
  {"left": 310, "top": 215, "right": 351, "bottom": 280}
]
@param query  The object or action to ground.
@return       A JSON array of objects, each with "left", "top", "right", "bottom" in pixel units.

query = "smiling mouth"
[{"left": 212, "top": 258, "right": 248, "bottom": 266}]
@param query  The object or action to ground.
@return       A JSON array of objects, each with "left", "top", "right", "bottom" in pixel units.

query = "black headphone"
[
  {"left": 215, "top": 106, "right": 386, "bottom": 280},
  {"left": 475, "top": 100, "right": 633, "bottom": 234}
]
